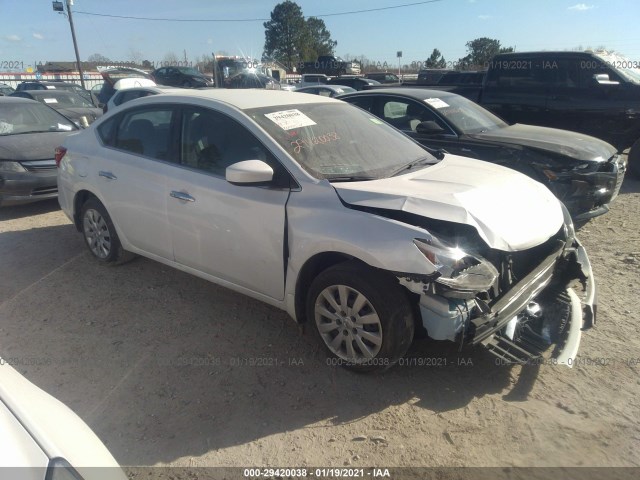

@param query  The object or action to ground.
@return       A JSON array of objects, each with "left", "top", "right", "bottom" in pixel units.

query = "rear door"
[
  {"left": 92, "top": 105, "right": 178, "bottom": 259},
  {"left": 165, "top": 106, "right": 291, "bottom": 300}
]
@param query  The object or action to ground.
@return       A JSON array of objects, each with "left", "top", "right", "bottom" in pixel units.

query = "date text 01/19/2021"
[{"left": 243, "top": 467, "right": 392, "bottom": 478}]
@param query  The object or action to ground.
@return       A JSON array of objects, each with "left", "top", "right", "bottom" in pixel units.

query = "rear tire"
[
  {"left": 306, "top": 261, "right": 415, "bottom": 372},
  {"left": 80, "top": 197, "right": 134, "bottom": 265}
]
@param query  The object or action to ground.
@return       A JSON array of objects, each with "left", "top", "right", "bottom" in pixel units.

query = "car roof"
[
  {"left": 18, "top": 89, "right": 79, "bottom": 97},
  {"left": 296, "top": 85, "right": 348, "bottom": 91},
  {"left": 340, "top": 87, "right": 456, "bottom": 100},
  {"left": 492, "top": 51, "right": 597, "bottom": 58},
  {"left": 20, "top": 81, "right": 77, "bottom": 86},
  {"left": 148, "top": 89, "right": 338, "bottom": 109}
]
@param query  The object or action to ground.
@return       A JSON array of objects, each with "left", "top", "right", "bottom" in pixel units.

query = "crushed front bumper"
[{"left": 471, "top": 239, "right": 596, "bottom": 367}]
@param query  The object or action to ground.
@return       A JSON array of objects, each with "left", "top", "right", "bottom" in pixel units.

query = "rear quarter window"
[{"left": 97, "top": 115, "right": 118, "bottom": 147}]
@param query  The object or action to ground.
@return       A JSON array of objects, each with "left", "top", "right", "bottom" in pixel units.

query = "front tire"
[
  {"left": 307, "top": 262, "right": 415, "bottom": 372},
  {"left": 80, "top": 197, "right": 133, "bottom": 265}
]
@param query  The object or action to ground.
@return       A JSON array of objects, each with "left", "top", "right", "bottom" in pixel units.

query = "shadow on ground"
[{"left": 0, "top": 219, "right": 536, "bottom": 466}]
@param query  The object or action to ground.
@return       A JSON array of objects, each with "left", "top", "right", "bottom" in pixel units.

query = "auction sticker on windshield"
[
  {"left": 425, "top": 98, "right": 449, "bottom": 109},
  {"left": 43, "top": 98, "right": 58, "bottom": 104},
  {"left": 265, "top": 109, "right": 316, "bottom": 130}
]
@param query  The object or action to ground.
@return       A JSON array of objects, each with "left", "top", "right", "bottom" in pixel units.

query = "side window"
[
  {"left": 347, "top": 96, "right": 374, "bottom": 113},
  {"left": 318, "top": 88, "right": 332, "bottom": 97},
  {"left": 97, "top": 115, "right": 118, "bottom": 146},
  {"left": 382, "top": 101, "right": 408, "bottom": 120},
  {"left": 485, "top": 59, "right": 545, "bottom": 88},
  {"left": 571, "top": 58, "right": 621, "bottom": 87},
  {"left": 156, "top": 68, "right": 166, "bottom": 76},
  {"left": 113, "top": 107, "right": 175, "bottom": 161},
  {"left": 115, "top": 90, "right": 138, "bottom": 106},
  {"left": 381, "top": 99, "right": 445, "bottom": 132},
  {"left": 180, "top": 107, "right": 285, "bottom": 182}
]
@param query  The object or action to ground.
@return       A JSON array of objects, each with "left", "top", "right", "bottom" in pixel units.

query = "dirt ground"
[{"left": 0, "top": 174, "right": 639, "bottom": 473}]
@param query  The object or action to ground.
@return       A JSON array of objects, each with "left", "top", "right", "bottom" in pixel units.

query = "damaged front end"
[
  {"left": 540, "top": 153, "right": 626, "bottom": 222},
  {"left": 396, "top": 207, "right": 596, "bottom": 366}
]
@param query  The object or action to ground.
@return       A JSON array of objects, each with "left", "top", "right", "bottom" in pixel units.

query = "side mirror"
[
  {"left": 594, "top": 73, "right": 620, "bottom": 85},
  {"left": 226, "top": 160, "right": 274, "bottom": 185},
  {"left": 416, "top": 120, "right": 445, "bottom": 134}
]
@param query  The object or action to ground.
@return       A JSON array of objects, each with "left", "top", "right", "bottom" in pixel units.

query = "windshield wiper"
[
  {"left": 10, "top": 130, "right": 51, "bottom": 135},
  {"left": 327, "top": 175, "right": 376, "bottom": 182},
  {"left": 389, "top": 156, "right": 437, "bottom": 177}
]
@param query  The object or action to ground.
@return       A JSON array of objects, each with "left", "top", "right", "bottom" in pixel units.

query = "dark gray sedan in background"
[
  {"left": 339, "top": 88, "right": 626, "bottom": 221},
  {"left": 0, "top": 97, "right": 78, "bottom": 206},
  {"left": 11, "top": 90, "right": 103, "bottom": 126}
]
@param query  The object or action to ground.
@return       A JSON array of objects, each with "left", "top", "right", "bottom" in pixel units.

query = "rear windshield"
[
  {"left": 0, "top": 102, "right": 77, "bottom": 135},
  {"left": 246, "top": 102, "right": 433, "bottom": 180},
  {"left": 34, "top": 92, "right": 94, "bottom": 108}
]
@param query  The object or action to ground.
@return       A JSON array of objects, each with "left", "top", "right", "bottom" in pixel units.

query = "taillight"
[{"left": 55, "top": 146, "right": 67, "bottom": 167}]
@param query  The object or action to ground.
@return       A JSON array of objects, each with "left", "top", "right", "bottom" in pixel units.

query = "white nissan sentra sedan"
[{"left": 56, "top": 90, "right": 595, "bottom": 371}]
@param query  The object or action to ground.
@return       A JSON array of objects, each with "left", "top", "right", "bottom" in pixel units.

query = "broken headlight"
[{"left": 414, "top": 237, "right": 498, "bottom": 292}]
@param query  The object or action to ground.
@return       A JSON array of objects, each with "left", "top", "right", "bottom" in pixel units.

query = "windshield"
[
  {"left": 431, "top": 94, "right": 507, "bottom": 133},
  {"left": 33, "top": 92, "right": 94, "bottom": 108},
  {"left": 246, "top": 102, "right": 434, "bottom": 180},
  {"left": 0, "top": 102, "right": 76, "bottom": 135}
]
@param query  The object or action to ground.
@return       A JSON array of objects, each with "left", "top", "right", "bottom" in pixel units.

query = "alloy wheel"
[{"left": 314, "top": 284, "right": 383, "bottom": 362}]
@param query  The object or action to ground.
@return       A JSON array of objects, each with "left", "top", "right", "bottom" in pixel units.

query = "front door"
[{"left": 165, "top": 106, "right": 290, "bottom": 300}]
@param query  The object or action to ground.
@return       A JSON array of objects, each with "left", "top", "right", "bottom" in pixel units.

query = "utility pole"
[{"left": 54, "top": 1, "right": 86, "bottom": 89}]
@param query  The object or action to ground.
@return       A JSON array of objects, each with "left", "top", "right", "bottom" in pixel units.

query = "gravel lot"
[{"left": 0, "top": 174, "right": 639, "bottom": 471}]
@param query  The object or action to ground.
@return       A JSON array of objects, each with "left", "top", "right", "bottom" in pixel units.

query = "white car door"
[
  {"left": 92, "top": 105, "right": 178, "bottom": 259},
  {"left": 165, "top": 106, "right": 291, "bottom": 300}
]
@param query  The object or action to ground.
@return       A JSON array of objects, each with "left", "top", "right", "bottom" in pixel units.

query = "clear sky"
[{"left": 2, "top": 0, "right": 639, "bottom": 70}]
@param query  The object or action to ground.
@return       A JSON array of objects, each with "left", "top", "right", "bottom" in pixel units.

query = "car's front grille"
[
  {"left": 481, "top": 226, "right": 567, "bottom": 304},
  {"left": 20, "top": 160, "right": 57, "bottom": 172}
]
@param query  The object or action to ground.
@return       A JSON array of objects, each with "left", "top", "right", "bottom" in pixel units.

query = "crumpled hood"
[
  {"left": 468, "top": 124, "right": 617, "bottom": 161},
  {"left": 333, "top": 154, "right": 564, "bottom": 252},
  {"left": 0, "top": 131, "right": 74, "bottom": 161}
]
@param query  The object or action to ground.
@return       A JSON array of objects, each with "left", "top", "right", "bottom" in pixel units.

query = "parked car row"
[{"left": 419, "top": 51, "right": 640, "bottom": 177}]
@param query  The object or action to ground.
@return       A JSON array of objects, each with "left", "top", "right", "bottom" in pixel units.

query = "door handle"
[
  {"left": 98, "top": 171, "right": 117, "bottom": 180},
  {"left": 170, "top": 191, "right": 196, "bottom": 203}
]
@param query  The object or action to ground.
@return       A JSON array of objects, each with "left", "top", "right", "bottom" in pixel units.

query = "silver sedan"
[{"left": 57, "top": 89, "right": 595, "bottom": 371}]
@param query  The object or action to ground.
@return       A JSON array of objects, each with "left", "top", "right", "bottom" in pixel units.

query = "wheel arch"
[
  {"left": 293, "top": 251, "right": 416, "bottom": 325},
  {"left": 72, "top": 189, "right": 100, "bottom": 231}
]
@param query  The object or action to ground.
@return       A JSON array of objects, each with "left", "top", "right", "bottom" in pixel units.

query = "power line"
[{"left": 74, "top": 0, "right": 445, "bottom": 22}]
